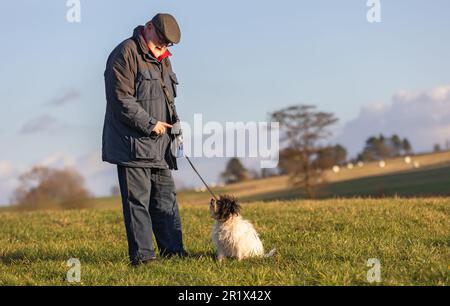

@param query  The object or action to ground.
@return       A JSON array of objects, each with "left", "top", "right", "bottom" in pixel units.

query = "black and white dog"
[{"left": 210, "top": 195, "right": 276, "bottom": 261}]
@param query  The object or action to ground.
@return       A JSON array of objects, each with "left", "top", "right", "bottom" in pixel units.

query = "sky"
[{"left": 1, "top": 0, "right": 450, "bottom": 205}]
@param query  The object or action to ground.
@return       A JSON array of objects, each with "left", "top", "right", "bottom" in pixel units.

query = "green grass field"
[{"left": 1, "top": 198, "right": 449, "bottom": 285}]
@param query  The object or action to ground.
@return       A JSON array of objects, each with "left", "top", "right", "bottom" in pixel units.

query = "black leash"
[
  {"left": 185, "top": 156, "right": 219, "bottom": 201},
  {"left": 153, "top": 60, "right": 218, "bottom": 202}
]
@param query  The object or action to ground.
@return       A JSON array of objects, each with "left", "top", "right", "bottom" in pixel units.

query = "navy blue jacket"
[{"left": 102, "top": 26, "right": 179, "bottom": 169}]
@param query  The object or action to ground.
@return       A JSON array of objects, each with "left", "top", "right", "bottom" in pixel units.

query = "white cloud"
[
  {"left": 0, "top": 160, "right": 14, "bottom": 178},
  {"left": 76, "top": 151, "right": 117, "bottom": 197},
  {"left": 0, "top": 160, "right": 19, "bottom": 205},
  {"left": 334, "top": 85, "right": 450, "bottom": 157},
  {"left": 37, "top": 151, "right": 76, "bottom": 169}
]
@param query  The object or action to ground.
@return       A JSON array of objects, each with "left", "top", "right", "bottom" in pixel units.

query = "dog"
[{"left": 210, "top": 195, "right": 276, "bottom": 261}]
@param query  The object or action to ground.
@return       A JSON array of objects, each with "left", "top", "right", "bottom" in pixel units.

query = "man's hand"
[{"left": 152, "top": 121, "right": 173, "bottom": 136}]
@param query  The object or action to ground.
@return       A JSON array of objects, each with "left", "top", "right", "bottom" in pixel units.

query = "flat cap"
[{"left": 151, "top": 13, "right": 181, "bottom": 44}]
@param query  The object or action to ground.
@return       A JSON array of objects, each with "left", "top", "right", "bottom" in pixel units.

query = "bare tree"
[
  {"left": 271, "top": 105, "right": 338, "bottom": 198},
  {"left": 12, "top": 166, "right": 91, "bottom": 210}
]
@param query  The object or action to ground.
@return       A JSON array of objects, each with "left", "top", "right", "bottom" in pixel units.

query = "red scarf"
[{"left": 141, "top": 28, "right": 172, "bottom": 62}]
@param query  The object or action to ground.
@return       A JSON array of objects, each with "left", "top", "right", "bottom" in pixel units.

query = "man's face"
[{"left": 145, "top": 23, "right": 171, "bottom": 56}]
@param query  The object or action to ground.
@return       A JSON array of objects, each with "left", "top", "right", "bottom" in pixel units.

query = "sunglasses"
[{"left": 154, "top": 26, "right": 173, "bottom": 48}]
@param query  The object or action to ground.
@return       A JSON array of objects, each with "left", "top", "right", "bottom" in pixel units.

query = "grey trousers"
[{"left": 117, "top": 166, "right": 185, "bottom": 264}]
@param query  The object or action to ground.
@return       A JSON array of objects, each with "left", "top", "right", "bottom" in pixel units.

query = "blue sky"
[{"left": 1, "top": 0, "right": 450, "bottom": 204}]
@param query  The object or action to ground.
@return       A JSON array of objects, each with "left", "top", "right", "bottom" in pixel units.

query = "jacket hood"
[{"left": 133, "top": 25, "right": 149, "bottom": 55}]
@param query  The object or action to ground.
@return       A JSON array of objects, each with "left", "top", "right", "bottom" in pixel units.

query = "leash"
[
  {"left": 151, "top": 59, "right": 218, "bottom": 202},
  {"left": 185, "top": 156, "right": 219, "bottom": 202}
]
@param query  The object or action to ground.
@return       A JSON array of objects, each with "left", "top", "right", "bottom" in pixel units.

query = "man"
[{"left": 102, "top": 13, "right": 187, "bottom": 265}]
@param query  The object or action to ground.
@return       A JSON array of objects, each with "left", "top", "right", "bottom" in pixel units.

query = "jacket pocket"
[
  {"left": 136, "top": 70, "right": 161, "bottom": 100},
  {"left": 133, "top": 136, "right": 159, "bottom": 160},
  {"left": 169, "top": 72, "right": 179, "bottom": 98},
  {"left": 132, "top": 135, "right": 169, "bottom": 161}
]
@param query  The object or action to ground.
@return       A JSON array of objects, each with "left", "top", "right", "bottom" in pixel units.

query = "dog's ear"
[
  {"left": 210, "top": 198, "right": 219, "bottom": 214},
  {"left": 218, "top": 195, "right": 240, "bottom": 219}
]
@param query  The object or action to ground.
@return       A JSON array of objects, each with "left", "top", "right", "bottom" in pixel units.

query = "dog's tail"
[{"left": 264, "top": 248, "right": 277, "bottom": 258}]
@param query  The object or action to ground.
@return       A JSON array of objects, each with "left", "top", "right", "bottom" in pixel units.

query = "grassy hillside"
[
  {"left": 0, "top": 198, "right": 449, "bottom": 285},
  {"left": 241, "top": 163, "right": 450, "bottom": 202},
  {"left": 176, "top": 151, "right": 450, "bottom": 204}
]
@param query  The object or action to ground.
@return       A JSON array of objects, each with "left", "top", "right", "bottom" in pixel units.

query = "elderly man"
[{"left": 102, "top": 13, "right": 187, "bottom": 265}]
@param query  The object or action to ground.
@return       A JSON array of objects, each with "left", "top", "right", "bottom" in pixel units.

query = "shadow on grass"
[
  {"left": 184, "top": 251, "right": 216, "bottom": 260},
  {"left": 0, "top": 249, "right": 118, "bottom": 265},
  {"left": 0, "top": 249, "right": 216, "bottom": 265}
]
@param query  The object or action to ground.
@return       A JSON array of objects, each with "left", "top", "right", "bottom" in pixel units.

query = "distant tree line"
[{"left": 355, "top": 134, "right": 412, "bottom": 162}]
